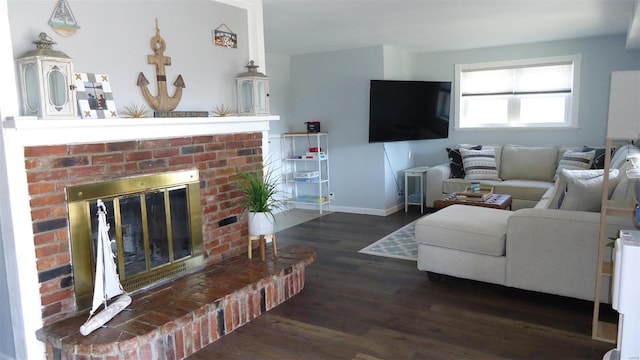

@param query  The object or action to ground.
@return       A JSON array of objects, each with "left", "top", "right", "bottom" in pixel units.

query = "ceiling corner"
[{"left": 626, "top": 0, "right": 640, "bottom": 49}]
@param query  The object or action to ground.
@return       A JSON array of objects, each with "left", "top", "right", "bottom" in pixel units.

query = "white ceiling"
[{"left": 263, "top": 0, "right": 640, "bottom": 56}]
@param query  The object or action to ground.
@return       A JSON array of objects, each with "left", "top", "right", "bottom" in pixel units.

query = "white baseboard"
[
  {"left": 284, "top": 202, "right": 405, "bottom": 217},
  {"left": 323, "top": 203, "right": 404, "bottom": 216}
]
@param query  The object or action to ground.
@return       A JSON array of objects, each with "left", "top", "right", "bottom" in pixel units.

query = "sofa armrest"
[
  {"left": 425, "top": 163, "right": 450, "bottom": 207},
  {"left": 505, "top": 208, "right": 633, "bottom": 301}
]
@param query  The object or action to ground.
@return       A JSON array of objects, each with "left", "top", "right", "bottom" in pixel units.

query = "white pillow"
[
  {"left": 558, "top": 169, "right": 620, "bottom": 211},
  {"left": 555, "top": 150, "right": 595, "bottom": 178},
  {"left": 547, "top": 169, "right": 606, "bottom": 209},
  {"left": 460, "top": 148, "right": 501, "bottom": 181}
]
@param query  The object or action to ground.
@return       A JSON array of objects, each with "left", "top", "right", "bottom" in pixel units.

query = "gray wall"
[
  {"left": 266, "top": 35, "right": 640, "bottom": 214},
  {"left": 290, "top": 46, "right": 388, "bottom": 214},
  {"left": 9, "top": 0, "right": 250, "bottom": 113}
]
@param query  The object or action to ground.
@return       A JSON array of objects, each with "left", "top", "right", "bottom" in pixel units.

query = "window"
[{"left": 454, "top": 55, "right": 581, "bottom": 129}]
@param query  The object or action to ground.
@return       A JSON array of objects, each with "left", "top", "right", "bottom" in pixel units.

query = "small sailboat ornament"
[
  {"left": 79, "top": 200, "right": 131, "bottom": 336},
  {"left": 48, "top": 0, "right": 80, "bottom": 37}
]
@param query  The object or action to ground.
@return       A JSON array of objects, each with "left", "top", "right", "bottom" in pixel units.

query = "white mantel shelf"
[{"left": 3, "top": 115, "right": 280, "bottom": 147}]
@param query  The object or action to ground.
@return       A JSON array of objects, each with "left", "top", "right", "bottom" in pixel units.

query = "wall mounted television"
[{"left": 368, "top": 80, "right": 451, "bottom": 143}]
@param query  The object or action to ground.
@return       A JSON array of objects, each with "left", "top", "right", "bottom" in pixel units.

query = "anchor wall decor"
[{"left": 137, "top": 19, "right": 185, "bottom": 112}]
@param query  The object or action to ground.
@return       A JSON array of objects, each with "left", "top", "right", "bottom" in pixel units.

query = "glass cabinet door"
[
  {"left": 41, "top": 60, "right": 77, "bottom": 118},
  {"left": 22, "top": 63, "right": 41, "bottom": 115}
]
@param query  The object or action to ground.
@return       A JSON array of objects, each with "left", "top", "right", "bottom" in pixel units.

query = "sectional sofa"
[
  {"left": 416, "top": 144, "right": 638, "bottom": 301},
  {"left": 425, "top": 144, "right": 609, "bottom": 209}
]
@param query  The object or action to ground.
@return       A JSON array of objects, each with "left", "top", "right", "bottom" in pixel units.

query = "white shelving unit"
[
  {"left": 592, "top": 138, "right": 633, "bottom": 343},
  {"left": 282, "top": 132, "right": 330, "bottom": 213},
  {"left": 592, "top": 70, "right": 640, "bottom": 343}
]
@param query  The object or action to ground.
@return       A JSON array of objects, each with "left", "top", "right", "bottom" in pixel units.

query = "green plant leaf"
[{"left": 238, "top": 161, "right": 284, "bottom": 215}]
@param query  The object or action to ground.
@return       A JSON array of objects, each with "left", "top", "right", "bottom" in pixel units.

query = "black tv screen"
[{"left": 369, "top": 80, "right": 451, "bottom": 143}]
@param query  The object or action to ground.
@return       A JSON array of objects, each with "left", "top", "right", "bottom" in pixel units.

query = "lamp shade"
[{"left": 607, "top": 71, "right": 640, "bottom": 139}]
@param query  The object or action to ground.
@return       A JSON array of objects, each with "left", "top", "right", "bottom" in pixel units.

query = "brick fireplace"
[
  {"left": 26, "top": 132, "right": 264, "bottom": 325},
  {"left": 2, "top": 116, "right": 302, "bottom": 356}
]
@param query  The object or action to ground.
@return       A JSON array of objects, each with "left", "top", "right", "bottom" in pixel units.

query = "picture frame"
[
  {"left": 73, "top": 73, "right": 118, "bottom": 119},
  {"left": 213, "top": 24, "right": 237, "bottom": 48}
]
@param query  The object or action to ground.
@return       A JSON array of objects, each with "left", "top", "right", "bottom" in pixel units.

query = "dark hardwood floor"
[{"left": 188, "top": 210, "right": 612, "bottom": 359}]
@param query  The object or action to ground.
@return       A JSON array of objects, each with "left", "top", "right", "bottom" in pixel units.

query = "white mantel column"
[{"left": 0, "top": 1, "right": 45, "bottom": 359}]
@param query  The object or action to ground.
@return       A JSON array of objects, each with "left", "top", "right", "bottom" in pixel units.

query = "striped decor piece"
[
  {"left": 460, "top": 148, "right": 501, "bottom": 180},
  {"left": 555, "top": 150, "right": 595, "bottom": 177}
]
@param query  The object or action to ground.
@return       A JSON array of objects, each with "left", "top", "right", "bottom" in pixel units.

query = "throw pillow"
[
  {"left": 583, "top": 146, "right": 607, "bottom": 170},
  {"left": 547, "top": 169, "right": 607, "bottom": 209},
  {"left": 559, "top": 169, "right": 620, "bottom": 212},
  {"left": 555, "top": 150, "right": 595, "bottom": 178},
  {"left": 460, "top": 148, "right": 501, "bottom": 181},
  {"left": 610, "top": 144, "right": 640, "bottom": 170},
  {"left": 446, "top": 145, "right": 482, "bottom": 179}
]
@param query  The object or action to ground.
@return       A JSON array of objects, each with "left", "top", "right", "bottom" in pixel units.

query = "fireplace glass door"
[{"left": 68, "top": 170, "right": 203, "bottom": 310}]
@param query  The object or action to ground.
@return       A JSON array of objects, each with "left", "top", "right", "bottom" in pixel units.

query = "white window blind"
[{"left": 455, "top": 55, "right": 580, "bottom": 129}]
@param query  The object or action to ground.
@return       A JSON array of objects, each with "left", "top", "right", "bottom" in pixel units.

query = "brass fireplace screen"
[{"left": 67, "top": 170, "right": 203, "bottom": 310}]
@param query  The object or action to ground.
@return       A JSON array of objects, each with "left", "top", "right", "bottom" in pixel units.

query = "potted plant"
[{"left": 239, "top": 164, "right": 284, "bottom": 236}]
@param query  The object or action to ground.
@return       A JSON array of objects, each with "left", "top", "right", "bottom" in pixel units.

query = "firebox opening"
[{"left": 67, "top": 169, "right": 203, "bottom": 311}]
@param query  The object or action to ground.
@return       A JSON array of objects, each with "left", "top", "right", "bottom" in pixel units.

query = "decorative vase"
[{"left": 248, "top": 211, "right": 275, "bottom": 236}]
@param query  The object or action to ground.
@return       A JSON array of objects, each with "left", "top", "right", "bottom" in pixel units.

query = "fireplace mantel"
[{"left": 3, "top": 115, "right": 279, "bottom": 146}]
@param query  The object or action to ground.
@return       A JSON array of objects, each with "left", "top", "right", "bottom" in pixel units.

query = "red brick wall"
[{"left": 25, "top": 133, "right": 263, "bottom": 325}]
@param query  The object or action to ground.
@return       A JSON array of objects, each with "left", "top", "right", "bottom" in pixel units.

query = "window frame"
[{"left": 454, "top": 54, "right": 581, "bottom": 131}]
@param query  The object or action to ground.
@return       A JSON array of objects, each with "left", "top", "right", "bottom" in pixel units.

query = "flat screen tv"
[{"left": 369, "top": 80, "right": 451, "bottom": 143}]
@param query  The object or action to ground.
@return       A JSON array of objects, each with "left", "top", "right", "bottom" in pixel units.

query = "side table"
[{"left": 404, "top": 166, "right": 430, "bottom": 213}]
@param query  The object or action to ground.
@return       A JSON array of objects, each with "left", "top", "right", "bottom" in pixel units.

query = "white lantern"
[
  {"left": 235, "top": 61, "right": 270, "bottom": 116},
  {"left": 16, "top": 32, "right": 78, "bottom": 119}
]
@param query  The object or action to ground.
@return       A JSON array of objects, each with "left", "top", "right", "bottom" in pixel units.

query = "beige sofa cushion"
[
  {"left": 493, "top": 180, "right": 554, "bottom": 202},
  {"left": 500, "top": 145, "right": 558, "bottom": 181},
  {"left": 415, "top": 205, "right": 512, "bottom": 256}
]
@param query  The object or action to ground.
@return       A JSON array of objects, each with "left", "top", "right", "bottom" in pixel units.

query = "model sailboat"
[
  {"left": 48, "top": 0, "right": 80, "bottom": 37},
  {"left": 79, "top": 200, "right": 131, "bottom": 336}
]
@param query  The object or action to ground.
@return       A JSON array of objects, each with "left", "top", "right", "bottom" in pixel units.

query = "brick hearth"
[{"left": 36, "top": 245, "right": 316, "bottom": 359}]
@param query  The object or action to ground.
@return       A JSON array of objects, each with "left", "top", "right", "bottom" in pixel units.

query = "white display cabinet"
[{"left": 282, "top": 132, "right": 330, "bottom": 213}]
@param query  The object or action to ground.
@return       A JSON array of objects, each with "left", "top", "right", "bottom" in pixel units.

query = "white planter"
[{"left": 248, "top": 211, "right": 275, "bottom": 236}]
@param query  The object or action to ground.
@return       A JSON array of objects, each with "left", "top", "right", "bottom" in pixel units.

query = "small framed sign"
[
  {"left": 213, "top": 24, "right": 237, "bottom": 48},
  {"left": 73, "top": 73, "right": 118, "bottom": 119}
]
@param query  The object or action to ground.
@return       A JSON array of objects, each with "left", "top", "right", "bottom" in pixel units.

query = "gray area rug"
[{"left": 358, "top": 220, "right": 418, "bottom": 261}]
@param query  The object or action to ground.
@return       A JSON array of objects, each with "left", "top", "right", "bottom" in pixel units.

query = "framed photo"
[
  {"left": 73, "top": 73, "right": 118, "bottom": 119},
  {"left": 213, "top": 24, "right": 237, "bottom": 48}
]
